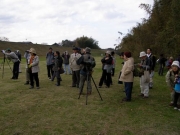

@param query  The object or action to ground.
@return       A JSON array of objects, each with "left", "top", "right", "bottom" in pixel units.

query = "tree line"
[
  {"left": 59, "top": 36, "right": 100, "bottom": 49},
  {"left": 118, "top": 0, "right": 180, "bottom": 59}
]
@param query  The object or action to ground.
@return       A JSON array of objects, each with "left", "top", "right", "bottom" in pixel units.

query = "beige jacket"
[
  {"left": 69, "top": 53, "right": 81, "bottom": 71},
  {"left": 119, "top": 57, "right": 134, "bottom": 82}
]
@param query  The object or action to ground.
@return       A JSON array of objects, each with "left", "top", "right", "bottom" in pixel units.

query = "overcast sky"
[{"left": 0, "top": 0, "right": 154, "bottom": 49}]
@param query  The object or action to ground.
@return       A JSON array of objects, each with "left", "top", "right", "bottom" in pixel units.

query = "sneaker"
[
  {"left": 48, "top": 77, "right": 51, "bottom": 80},
  {"left": 174, "top": 107, "right": 178, "bottom": 110}
]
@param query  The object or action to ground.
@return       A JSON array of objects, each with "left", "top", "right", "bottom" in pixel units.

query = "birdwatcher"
[
  {"left": 77, "top": 47, "right": 96, "bottom": 95},
  {"left": 2, "top": 48, "right": 20, "bottom": 79}
]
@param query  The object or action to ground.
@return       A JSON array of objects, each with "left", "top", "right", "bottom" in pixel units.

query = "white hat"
[
  {"left": 139, "top": 51, "right": 146, "bottom": 57},
  {"left": 29, "top": 48, "right": 36, "bottom": 54},
  {"left": 171, "top": 61, "right": 180, "bottom": 68},
  {"left": 106, "top": 50, "right": 111, "bottom": 55}
]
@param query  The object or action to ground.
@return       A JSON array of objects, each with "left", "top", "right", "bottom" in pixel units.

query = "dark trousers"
[
  {"left": 112, "top": 68, "right": 115, "bottom": 76},
  {"left": 124, "top": 82, "right": 133, "bottom": 100},
  {"left": 173, "top": 92, "right": 180, "bottom": 107},
  {"left": 12, "top": 61, "right": 20, "bottom": 79},
  {"left": 158, "top": 64, "right": 164, "bottom": 76},
  {"left": 30, "top": 72, "right": 39, "bottom": 87},
  {"left": 47, "top": 64, "right": 54, "bottom": 78},
  {"left": 51, "top": 71, "right": 62, "bottom": 85},
  {"left": 72, "top": 70, "right": 80, "bottom": 87},
  {"left": 99, "top": 70, "right": 111, "bottom": 87}
]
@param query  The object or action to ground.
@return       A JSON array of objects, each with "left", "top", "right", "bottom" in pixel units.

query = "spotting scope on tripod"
[{"left": 1, "top": 52, "right": 12, "bottom": 79}]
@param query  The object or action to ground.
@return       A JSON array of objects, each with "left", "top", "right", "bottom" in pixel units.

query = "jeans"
[
  {"left": 64, "top": 64, "right": 72, "bottom": 74},
  {"left": 124, "top": 82, "right": 133, "bottom": 100}
]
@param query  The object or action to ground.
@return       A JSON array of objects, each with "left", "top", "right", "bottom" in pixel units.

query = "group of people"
[
  {"left": 118, "top": 48, "right": 180, "bottom": 111},
  {"left": 119, "top": 48, "right": 156, "bottom": 102},
  {"left": 2, "top": 47, "right": 180, "bottom": 110}
]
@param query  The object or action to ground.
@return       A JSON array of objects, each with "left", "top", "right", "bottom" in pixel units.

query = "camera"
[{"left": 175, "top": 76, "right": 180, "bottom": 84}]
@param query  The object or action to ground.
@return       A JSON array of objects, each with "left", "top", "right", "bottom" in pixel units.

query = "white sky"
[{"left": 0, "top": 0, "right": 154, "bottom": 49}]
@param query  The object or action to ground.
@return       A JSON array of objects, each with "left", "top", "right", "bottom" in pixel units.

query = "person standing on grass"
[
  {"left": 46, "top": 47, "right": 54, "bottom": 80},
  {"left": 24, "top": 50, "right": 31, "bottom": 85},
  {"left": 166, "top": 61, "right": 180, "bottom": 106},
  {"left": 111, "top": 51, "right": 116, "bottom": 77},
  {"left": 2, "top": 48, "right": 20, "bottom": 79},
  {"left": 77, "top": 47, "right": 96, "bottom": 95},
  {"left": 62, "top": 51, "right": 72, "bottom": 75},
  {"left": 118, "top": 52, "right": 124, "bottom": 85},
  {"left": 119, "top": 52, "right": 134, "bottom": 102},
  {"left": 166, "top": 57, "right": 173, "bottom": 70},
  {"left": 99, "top": 50, "right": 113, "bottom": 88},
  {"left": 173, "top": 65, "right": 180, "bottom": 111},
  {"left": 138, "top": 51, "right": 151, "bottom": 98},
  {"left": 158, "top": 54, "right": 167, "bottom": 76},
  {"left": 28, "top": 48, "right": 40, "bottom": 89},
  {"left": 15, "top": 50, "right": 22, "bottom": 73},
  {"left": 69, "top": 47, "right": 81, "bottom": 88},
  {"left": 146, "top": 48, "right": 156, "bottom": 89},
  {"left": 51, "top": 51, "right": 63, "bottom": 86}
]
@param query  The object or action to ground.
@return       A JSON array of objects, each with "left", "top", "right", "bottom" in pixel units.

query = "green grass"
[{"left": 0, "top": 56, "right": 180, "bottom": 135}]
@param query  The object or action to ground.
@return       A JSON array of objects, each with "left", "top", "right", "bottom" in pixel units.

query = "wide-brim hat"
[
  {"left": 85, "top": 47, "right": 91, "bottom": 53},
  {"left": 29, "top": 48, "right": 36, "bottom": 54},
  {"left": 171, "top": 61, "right": 180, "bottom": 68},
  {"left": 139, "top": 51, "right": 146, "bottom": 57}
]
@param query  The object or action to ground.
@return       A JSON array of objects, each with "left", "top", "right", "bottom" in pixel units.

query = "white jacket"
[{"left": 69, "top": 53, "right": 81, "bottom": 71}]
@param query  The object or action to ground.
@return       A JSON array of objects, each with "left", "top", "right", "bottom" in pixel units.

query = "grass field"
[{"left": 0, "top": 56, "right": 180, "bottom": 135}]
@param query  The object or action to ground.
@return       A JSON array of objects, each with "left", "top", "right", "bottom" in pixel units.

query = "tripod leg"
[
  {"left": 86, "top": 74, "right": 89, "bottom": 105},
  {"left": 91, "top": 75, "right": 103, "bottom": 101},
  {"left": 78, "top": 75, "right": 85, "bottom": 99},
  {"left": 5, "top": 58, "right": 13, "bottom": 72}
]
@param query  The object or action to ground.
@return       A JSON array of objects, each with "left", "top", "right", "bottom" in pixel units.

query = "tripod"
[
  {"left": 78, "top": 68, "right": 103, "bottom": 105},
  {"left": 1, "top": 54, "right": 12, "bottom": 79}
]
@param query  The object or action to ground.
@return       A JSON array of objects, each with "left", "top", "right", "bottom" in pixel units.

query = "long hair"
[{"left": 56, "top": 51, "right": 60, "bottom": 58}]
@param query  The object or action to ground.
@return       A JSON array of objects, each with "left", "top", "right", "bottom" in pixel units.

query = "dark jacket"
[
  {"left": 76, "top": 53, "right": 96, "bottom": 76},
  {"left": 53, "top": 56, "right": 63, "bottom": 71},
  {"left": 62, "top": 53, "right": 70, "bottom": 64},
  {"left": 148, "top": 54, "right": 156, "bottom": 70}
]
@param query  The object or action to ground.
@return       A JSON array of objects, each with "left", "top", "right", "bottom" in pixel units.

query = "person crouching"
[{"left": 51, "top": 51, "right": 63, "bottom": 86}]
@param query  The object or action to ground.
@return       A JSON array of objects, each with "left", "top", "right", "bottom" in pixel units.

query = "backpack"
[{"left": 133, "top": 65, "right": 140, "bottom": 77}]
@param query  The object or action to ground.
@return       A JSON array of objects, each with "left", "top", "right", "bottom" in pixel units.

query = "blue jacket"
[{"left": 46, "top": 52, "right": 54, "bottom": 65}]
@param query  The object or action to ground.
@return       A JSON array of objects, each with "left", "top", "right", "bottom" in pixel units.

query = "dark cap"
[
  {"left": 6, "top": 48, "right": 11, "bottom": 52},
  {"left": 72, "top": 47, "right": 79, "bottom": 50}
]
